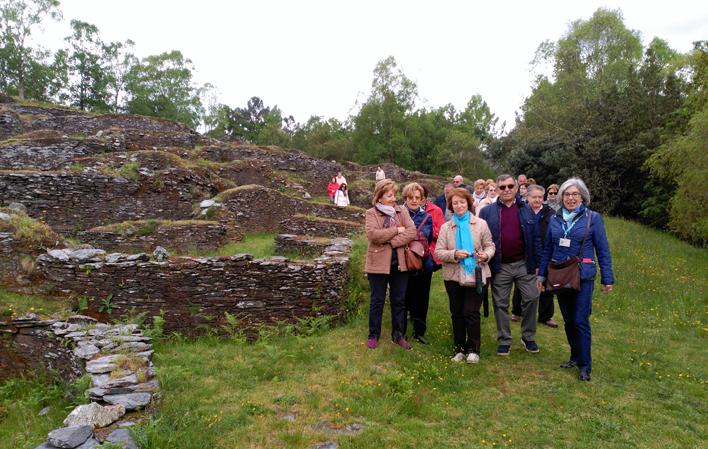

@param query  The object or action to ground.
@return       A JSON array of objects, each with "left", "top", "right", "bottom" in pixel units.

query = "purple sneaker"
[
  {"left": 396, "top": 338, "right": 412, "bottom": 350},
  {"left": 367, "top": 338, "right": 378, "bottom": 349}
]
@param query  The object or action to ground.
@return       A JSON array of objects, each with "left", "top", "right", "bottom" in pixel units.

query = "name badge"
[{"left": 559, "top": 238, "right": 571, "bottom": 247}]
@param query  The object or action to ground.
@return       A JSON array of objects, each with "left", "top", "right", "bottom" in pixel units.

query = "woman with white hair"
[{"left": 538, "top": 177, "right": 614, "bottom": 382}]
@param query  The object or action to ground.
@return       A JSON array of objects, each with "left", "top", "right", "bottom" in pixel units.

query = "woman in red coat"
[{"left": 327, "top": 177, "right": 339, "bottom": 203}]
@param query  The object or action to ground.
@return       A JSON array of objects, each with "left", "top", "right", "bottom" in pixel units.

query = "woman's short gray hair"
[{"left": 558, "top": 177, "right": 591, "bottom": 206}]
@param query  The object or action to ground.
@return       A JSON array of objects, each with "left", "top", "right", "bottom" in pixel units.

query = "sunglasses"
[
  {"left": 498, "top": 184, "right": 515, "bottom": 191},
  {"left": 548, "top": 191, "right": 558, "bottom": 195}
]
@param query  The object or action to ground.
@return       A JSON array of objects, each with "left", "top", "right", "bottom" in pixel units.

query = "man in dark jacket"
[
  {"left": 479, "top": 174, "right": 543, "bottom": 356},
  {"left": 434, "top": 183, "right": 454, "bottom": 222},
  {"left": 511, "top": 184, "right": 558, "bottom": 327}
]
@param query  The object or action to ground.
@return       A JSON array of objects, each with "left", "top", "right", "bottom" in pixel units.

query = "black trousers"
[
  {"left": 367, "top": 267, "right": 409, "bottom": 341},
  {"left": 512, "top": 287, "right": 554, "bottom": 322},
  {"left": 444, "top": 280, "right": 483, "bottom": 354},
  {"left": 403, "top": 270, "right": 433, "bottom": 338}
]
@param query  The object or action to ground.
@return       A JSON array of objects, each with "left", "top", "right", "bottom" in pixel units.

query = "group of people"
[
  {"left": 327, "top": 171, "right": 350, "bottom": 207},
  {"left": 364, "top": 173, "right": 614, "bottom": 382}
]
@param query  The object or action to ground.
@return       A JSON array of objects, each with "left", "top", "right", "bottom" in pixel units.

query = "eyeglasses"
[
  {"left": 498, "top": 184, "right": 515, "bottom": 191},
  {"left": 562, "top": 192, "right": 581, "bottom": 198},
  {"left": 547, "top": 191, "right": 558, "bottom": 195}
]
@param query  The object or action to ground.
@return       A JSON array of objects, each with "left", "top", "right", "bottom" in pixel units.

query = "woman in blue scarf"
[
  {"left": 539, "top": 177, "right": 614, "bottom": 381},
  {"left": 434, "top": 188, "right": 495, "bottom": 363}
]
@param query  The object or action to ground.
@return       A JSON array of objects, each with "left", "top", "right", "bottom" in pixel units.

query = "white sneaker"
[
  {"left": 451, "top": 352, "right": 465, "bottom": 363},
  {"left": 466, "top": 353, "right": 480, "bottom": 364}
]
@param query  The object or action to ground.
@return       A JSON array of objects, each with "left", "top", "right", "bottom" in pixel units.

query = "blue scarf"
[
  {"left": 561, "top": 204, "right": 586, "bottom": 235},
  {"left": 453, "top": 211, "right": 476, "bottom": 274}
]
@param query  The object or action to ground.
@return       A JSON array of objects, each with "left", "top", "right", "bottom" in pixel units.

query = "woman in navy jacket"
[
  {"left": 539, "top": 177, "right": 614, "bottom": 382},
  {"left": 401, "top": 182, "right": 434, "bottom": 344}
]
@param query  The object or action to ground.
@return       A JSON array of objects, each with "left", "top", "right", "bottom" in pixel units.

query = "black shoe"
[
  {"left": 413, "top": 335, "right": 429, "bottom": 345},
  {"left": 579, "top": 371, "right": 591, "bottom": 382},
  {"left": 560, "top": 360, "right": 578, "bottom": 369}
]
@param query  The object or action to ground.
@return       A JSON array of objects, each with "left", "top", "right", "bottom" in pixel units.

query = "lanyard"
[{"left": 562, "top": 213, "right": 583, "bottom": 238}]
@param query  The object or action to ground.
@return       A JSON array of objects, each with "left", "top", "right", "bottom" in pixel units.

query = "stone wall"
[
  {"left": 1, "top": 103, "right": 198, "bottom": 148},
  {"left": 0, "top": 232, "right": 48, "bottom": 292},
  {"left": 36, "top": 246, "right": 351, "bottom": 335},
  {"left": 279, "top": 214, "right": 362, "bottom": 238},
  {"left": 80, "top": 221, "right": 233, "bottom": 253},
  {"left": 214, "top": 185, "right": 365, "bottom": 234},
  {"left": 1, "top": 314, "right": 159, "bottom": 448},
  {"left": 0, "top": 131, "right": 125, "bottom": 171},
  {"left": 0, "top": 170, "right": 216, "bottom": 234},
  {"left": 0, "top": 317, "right": 83, "bottom": 383},
  {"left": 275, "top": 234, "right": 338, "bottom": 258}
]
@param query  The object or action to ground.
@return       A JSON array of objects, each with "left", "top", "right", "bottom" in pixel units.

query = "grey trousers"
[{"left": 491, "top": 260, "right": 539, "bottom": 345}]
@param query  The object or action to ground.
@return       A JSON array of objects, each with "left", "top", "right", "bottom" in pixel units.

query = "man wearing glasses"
[{"left": 479, "top": 175, "right": 543, "bottom": 356}]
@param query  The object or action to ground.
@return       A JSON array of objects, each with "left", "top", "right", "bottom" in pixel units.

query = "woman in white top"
[{"left": 334, "top": 183, "right": 350, "bottom": 207}]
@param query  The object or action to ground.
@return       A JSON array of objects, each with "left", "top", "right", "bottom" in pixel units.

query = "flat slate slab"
[
  {"left": 105, "top": 428, "right": 138, "bottom": 449},
  {"left": 103, "top": 392, "right": 152, "bottom": 410},
  {"left": 47, "top": 425, "right": 93, "bottom": 448}
]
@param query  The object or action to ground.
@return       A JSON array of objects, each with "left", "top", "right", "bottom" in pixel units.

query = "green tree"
[
  {"left": 497, "top": 8, "right": 683, "bottom": 218},
  {"left": 64, "top": 20, "right": 111, "bottom": 111},
  {"left": 124, "top": 50, "right": 202, "bottom": 128},
  {"left": 0, "top": 0, "right": 61, "bottom": 99},
  {"left": 292, "top": 116, "right": 353, "bottom": 161},
  {"left": 103, "top": 38, "right": 136, "bottom": 111},
  {"left": 352, "top": 56, "right": 417, "bottom": 166}
]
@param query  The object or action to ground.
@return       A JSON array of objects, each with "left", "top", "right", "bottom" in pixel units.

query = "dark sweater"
[{"left": 500, "top": 203, "right": 525, "bottom": 263}]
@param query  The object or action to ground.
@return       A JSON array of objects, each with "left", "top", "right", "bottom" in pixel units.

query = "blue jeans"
[
  {"left": 367, "top": 267, "right": 409, "bottom": 341},
  {"left": 557, "top": 279, "right": 594, "bottom": 373}
]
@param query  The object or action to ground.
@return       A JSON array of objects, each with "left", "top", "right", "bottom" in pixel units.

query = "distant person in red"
[{"left": 327, "top": 177, "right": 339, "bottom": 203}]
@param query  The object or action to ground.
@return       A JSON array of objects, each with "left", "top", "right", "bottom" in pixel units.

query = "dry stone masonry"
[
  {"left": 0, "top": 314, "right": 157, "bottom": 448},
  {"left": 36, "top": 241, "right": 352, "bottom": 335}
]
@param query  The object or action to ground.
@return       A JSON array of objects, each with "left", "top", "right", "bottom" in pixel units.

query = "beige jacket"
[
  {"left": 365, "top": 205, "right": 416, "bottom": 274},
  {"left": 434, "top": 215, "right": 495, "bottom": 285}
]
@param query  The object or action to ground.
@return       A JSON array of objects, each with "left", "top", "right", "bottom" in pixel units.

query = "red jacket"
[
  {"left": 423, "top": 200, "right": 445, "bottom": 265},
  {"left": 327, "top": 182, "right": 339, "bottom": 197}
]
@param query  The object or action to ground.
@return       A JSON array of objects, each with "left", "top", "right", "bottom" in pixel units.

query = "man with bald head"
[{"left": 453, "top": 175, "right": 473, "bottom": 194}]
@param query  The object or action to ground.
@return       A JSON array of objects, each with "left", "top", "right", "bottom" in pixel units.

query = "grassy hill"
[{"left": 2, "top": 217, "right": 706, "bottom": 449}]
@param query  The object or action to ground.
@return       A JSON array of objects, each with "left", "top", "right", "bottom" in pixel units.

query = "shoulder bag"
[
  {"left": 404, "top": 214, "right": 430, "bottom": 271},
  {"left": 545, "top": 211, "right": 592, "bottom": 293}
]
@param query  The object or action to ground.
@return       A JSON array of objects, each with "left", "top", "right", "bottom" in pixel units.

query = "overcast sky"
[{"left": 39, "top": 0, "right": 707, "bottom": 131}]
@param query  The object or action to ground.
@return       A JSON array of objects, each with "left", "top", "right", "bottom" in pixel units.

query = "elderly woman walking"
[
  {"left": 435, "top": 188, "right": 495, "bottom": 363},
  {"left": 539, "top": 177, "right": 614, "bottom": 381},
  {"left": 365, "top": 179, "right": 417, "bottom": 350}
]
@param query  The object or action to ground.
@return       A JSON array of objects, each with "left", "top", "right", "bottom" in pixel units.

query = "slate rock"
[
  {"left": 0, "top": 212, "right": 10, "bottom": 221},
  {"left": 104, "top": 428, "right": 138, "bottom": 449},
  {"left": 75, "top": 438, "right": 100, "bottom": 449},
  {"left": 38, "top": 406, "right": 51, "bottom": 416},
  {"left": 69, "top": 248, "right": 106, "bottom": 262},
  {"left": 8, "top": 202, "right": 27, "bottom": 213},
  {"left": 200, "top": 199, "right": 215, "bottom": 208},
  {"left": 103, "top": 392, "right": 152, "bottom": 410},
  {"left": 73, "top": 344, "right": 100, "bottom": 359},
  {"left": 63, "top": 402, "right": 126, "bottom": 428},
  {"left": 152, "top": 246, "right": 169, "bottom": 262},
  {"left": 48, "top": 249, "right": 71, "bottom": 262},
  {"left": 47, "top": 425, "right": 93, "bottom": 448}
]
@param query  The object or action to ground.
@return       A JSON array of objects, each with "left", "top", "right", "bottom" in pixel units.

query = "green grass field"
[{"left": 2, "top": 217, "right": 706, "bottom": 449}]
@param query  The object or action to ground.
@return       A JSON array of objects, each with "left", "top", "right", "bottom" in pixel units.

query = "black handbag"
[{"left": 546, "top": 212, "right": 592, "bottom": 293}]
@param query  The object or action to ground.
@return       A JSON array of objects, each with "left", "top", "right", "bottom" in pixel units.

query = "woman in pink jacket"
[{"left": 364, "top": 179, "right": 417, "bottom": 350}]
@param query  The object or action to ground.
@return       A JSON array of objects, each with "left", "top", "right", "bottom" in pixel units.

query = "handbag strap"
[
  {"left": 575, "top": 211, "right": 593, "bottom": 258},
  {"left": 415, "top": 213, "right": 430, "bottom": 233}
]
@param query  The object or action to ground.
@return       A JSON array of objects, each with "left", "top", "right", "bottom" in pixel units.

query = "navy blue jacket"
[
  {"left": 540, "top": 209, "right": 614, "bottom": 285},
  {"left": 407, "top": 206, "right": 434, "bottom": 272},
  {"left": 478, "top": 197, "right": 542, "bottom": 275},
  {"left": 433, "top": 194, "right": 447, "bottom": 215}
]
